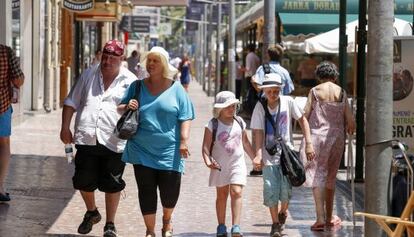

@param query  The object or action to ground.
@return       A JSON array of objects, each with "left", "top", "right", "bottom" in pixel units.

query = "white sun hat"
[
  {"left": 258, "top": 73, "right": 284, "bottom": 89},
  {"left": 214, "top": 91, "right": 240, "bottom": 108},
  {"left": 213, "top": 91, "right": 239, "bottom": 118},
  {"left": 141, "top": 46, "right": 178, "bottom": 80}
]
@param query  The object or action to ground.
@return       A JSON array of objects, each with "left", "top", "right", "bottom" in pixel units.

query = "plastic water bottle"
[
  {"left": 64, "top": 144, "right": 74, "bottom": 164},
  {"left": 11, "top": 87, "right": 19, "bottom": 104}
]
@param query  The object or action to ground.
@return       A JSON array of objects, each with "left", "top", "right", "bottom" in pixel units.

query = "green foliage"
[{"left": 160, "top": 7, "right": 186, "bottom": 55}]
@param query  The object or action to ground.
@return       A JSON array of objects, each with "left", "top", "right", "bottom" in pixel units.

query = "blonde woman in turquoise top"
[{"left": 118, "top": 46, "right": 195, "bottom": 237}]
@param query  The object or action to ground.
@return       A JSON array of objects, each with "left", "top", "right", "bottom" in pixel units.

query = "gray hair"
[{"left": 315, "top": 61, "right": 339, "bottom": 80}]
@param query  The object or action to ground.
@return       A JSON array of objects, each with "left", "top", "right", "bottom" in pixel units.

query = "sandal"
[
  {"left": 326, "top": 215, "right": 342, "bottom": 227},
  {"left": 162, "top": 218, "right": 173, "bottom": 237},
  {"left": 310, "top": 222, "right": 325, "bottom": 231},
  {"left": 145, "top": 230, "right": 156, "bottom": 237}
]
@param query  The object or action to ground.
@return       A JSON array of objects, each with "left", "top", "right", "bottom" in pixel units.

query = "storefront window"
[{"left": 12, "top": 0, "right": 21, "bottom": 58}]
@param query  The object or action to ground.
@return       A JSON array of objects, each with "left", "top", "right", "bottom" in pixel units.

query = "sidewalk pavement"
[{"left": 0, "top": 81, "right": 364, "bottom": 236}]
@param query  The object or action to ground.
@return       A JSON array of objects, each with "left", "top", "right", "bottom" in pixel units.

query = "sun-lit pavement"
[{"left": 0, "top": 81, "right": 364, "bottom": 237}]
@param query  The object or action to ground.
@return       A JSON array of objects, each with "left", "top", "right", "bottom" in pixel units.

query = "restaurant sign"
[
  {"left": 62, "top": 0, "right": 94, "bottom": 12},
  {"left": 276, "top": 0, "right": 414, "bottom": 15}
]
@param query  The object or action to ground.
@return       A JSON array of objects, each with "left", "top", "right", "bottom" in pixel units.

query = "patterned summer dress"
[{"left": 300, "top": 88, "right": 346, "bottom": 189}]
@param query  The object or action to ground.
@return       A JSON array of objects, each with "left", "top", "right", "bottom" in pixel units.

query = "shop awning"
[{"left": 279, "top": 13, "right": 359, "bottom": 35}]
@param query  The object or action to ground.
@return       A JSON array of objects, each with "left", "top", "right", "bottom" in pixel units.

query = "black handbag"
[
  {"left": 114, "top": 80, "right": 141, "bottom": 140},
  {"left": 261, "top": 99, "right": 306, "bottom": 187}
]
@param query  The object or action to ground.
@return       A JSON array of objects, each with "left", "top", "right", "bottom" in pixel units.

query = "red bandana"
[{"left": 103, "top": 40, "right": 124, "bottom": 56}]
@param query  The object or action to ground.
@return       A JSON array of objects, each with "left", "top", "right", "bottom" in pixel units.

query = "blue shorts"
[
  {"left": 262, "top": 165, "right": 292, "bottom": 207},
  {"left": 0, "top": 106, "right": 13, "bottom": 137}
]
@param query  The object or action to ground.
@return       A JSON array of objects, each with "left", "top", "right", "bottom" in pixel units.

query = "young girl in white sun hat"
[{"left": 202, "top": 91, "right": 259, "bottom": 237}]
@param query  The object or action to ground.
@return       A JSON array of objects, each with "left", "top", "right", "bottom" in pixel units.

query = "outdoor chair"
[{"left": 354, "top": 191, "right": 414, "bottom": 237}]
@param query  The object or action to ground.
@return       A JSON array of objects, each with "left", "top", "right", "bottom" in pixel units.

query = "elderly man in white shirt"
[{"left": 60, "top": 39, "right": 137, "bottom": 237}]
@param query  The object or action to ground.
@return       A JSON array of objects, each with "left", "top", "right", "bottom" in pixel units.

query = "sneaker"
[
  {"left": 77, "top": 209, "right": 102, "bottom": 234},
  {"left": 270, "top": 223, "right": 282, "bottom": 237},
  {"left": 103, "top": 222, "right": 117, "bottom": 237},
  {"left": 231, "top": 225, "right": 242, "bottom": 237},
  {"left": 216, "top": 224, "right": 227, "bottom": 237},
  {"left": 0, "top": 192, "right": 10, "bottom": 202},
  {"left": 249, "top": 169, "right": 262, "bottom": 176}
]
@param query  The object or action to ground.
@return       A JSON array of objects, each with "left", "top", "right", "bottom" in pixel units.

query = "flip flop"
[
  {"left": 326, "top": 215, "right": 342, "bottom": 227},
  {"left": 310, "top": 222, "right": 325, "bottom": 231}
]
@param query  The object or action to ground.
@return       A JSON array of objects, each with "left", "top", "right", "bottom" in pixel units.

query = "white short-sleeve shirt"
[
  {"left": 250, "top": 96, "right": 303, "bottom": 166},
  {"left": 64, "top": 65, "right": 138, "bottom": 153}
]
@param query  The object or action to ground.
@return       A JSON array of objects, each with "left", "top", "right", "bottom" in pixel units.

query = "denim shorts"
[
  {"left": 0, "top": 106, "right": 13, "bottom": 137},
  {"left": 262, "top": 165, "right": 292, "bottom": 207}
]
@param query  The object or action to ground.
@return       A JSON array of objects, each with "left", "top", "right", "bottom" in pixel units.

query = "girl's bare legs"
[
  {"left": 216, "top": 186, "right": 230, "bottom": 225},
  {"left": 230, "top": 184, "right": 243, "bottom": 225}
]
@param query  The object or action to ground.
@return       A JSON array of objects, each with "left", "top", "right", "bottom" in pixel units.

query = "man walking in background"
[
  {"left": 0, "top": 44, "right": 25, "bottom": 202},
  {"left": 127, "top": 50, "right": 140, "bottom": 76}
]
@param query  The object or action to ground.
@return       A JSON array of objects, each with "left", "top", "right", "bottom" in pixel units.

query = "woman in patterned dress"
[{"left": 300, "top": 62, "right": 355, "bottom": 231}]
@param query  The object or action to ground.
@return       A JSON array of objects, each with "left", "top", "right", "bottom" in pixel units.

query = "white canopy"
[{"left": 302, "top": 18, "right": 412, "bottom": 54}]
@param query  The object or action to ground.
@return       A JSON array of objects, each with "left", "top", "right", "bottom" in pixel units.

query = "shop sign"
[
  {"left": 276, "top": 0, "right": 414, "bottom": 14},
  {"left": 62, "top": 0, "right": 94, "bottom": 12},
  {"left": 75, "top": 0, "right": 121, "bottom": 22},
  {"left": 120, "top": 16, "right": 151, "bottom": 33},
  {"left": 393, "top": 37, "right": 414, "bottom": 152},
  {"left": 276, "top": 0, "right": 359, "bottom": 14},
  {"left": 157, "top": 23, "right": 172, "bottom": 35},
  {"left": 12, "top": 0, "right": 20, "bottom": 11}
]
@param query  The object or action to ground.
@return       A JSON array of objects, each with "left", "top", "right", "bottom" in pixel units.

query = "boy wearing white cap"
[
  {"left": 202, "top": 91, "right": 258, "bottom": 237},
  {"left": 250, "top": 73, "right": 315, "bottom": 237}
]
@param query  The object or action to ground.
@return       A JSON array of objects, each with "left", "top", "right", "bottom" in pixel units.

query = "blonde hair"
[{"left": 143, "top": 52, "right": 177, "bottom": 80}]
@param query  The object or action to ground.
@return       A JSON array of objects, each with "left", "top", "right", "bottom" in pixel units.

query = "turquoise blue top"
[{"left": 120, "top": 80, "right": 195, "bottom": 173}]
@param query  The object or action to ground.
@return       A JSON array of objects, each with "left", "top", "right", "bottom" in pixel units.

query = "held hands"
[
  {"left": 305, "top": 143, "right": 316, "bottom": 161},
  {"left": 252, "top": 156, "right": 262, "bottom": 171},
  {"left": 128, "top": 99, "right": 139, "bottom": 111},
  {"left": 206, "top": 157, "right": 221, "bottom": 171}
]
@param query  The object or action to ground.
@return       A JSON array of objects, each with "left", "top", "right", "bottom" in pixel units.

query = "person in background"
[
  {"left": 300, "top": 62, "right": 355, "bottom": 231},
  {"left": 252, "top": 44, "right": 294, "bottom": 96},
  {"left": 235, "top": 55, "right": 245, "bottom": 100},
  {"left": 60, "top": 40, "right": 137, "bottom": 237},
  {"left": 178, "top": 56, "right": 192, "bottom": 92},
  {"left": 127, "top": 50, "right": 140, "bottom": 76},
  {"left": 250, "top": 73, "right": 314, "bottom": 237},
  {"left": 245, "top": 44, "right": 260, "bottom": 84},
  {"left": 201, "top": 91, "right": 257, "bottom": 237},
  {"left": 118, "top": 46, "right": 195, "bottom": 237},
  {"left": 0, "top": 44, "right": 25, "bottom": 202},
  {"left": 91, "top": 49, "right": 102, "bottom": 66},
  {"left": 297, "top": 54, "right": 319, "bottom": 88}
]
